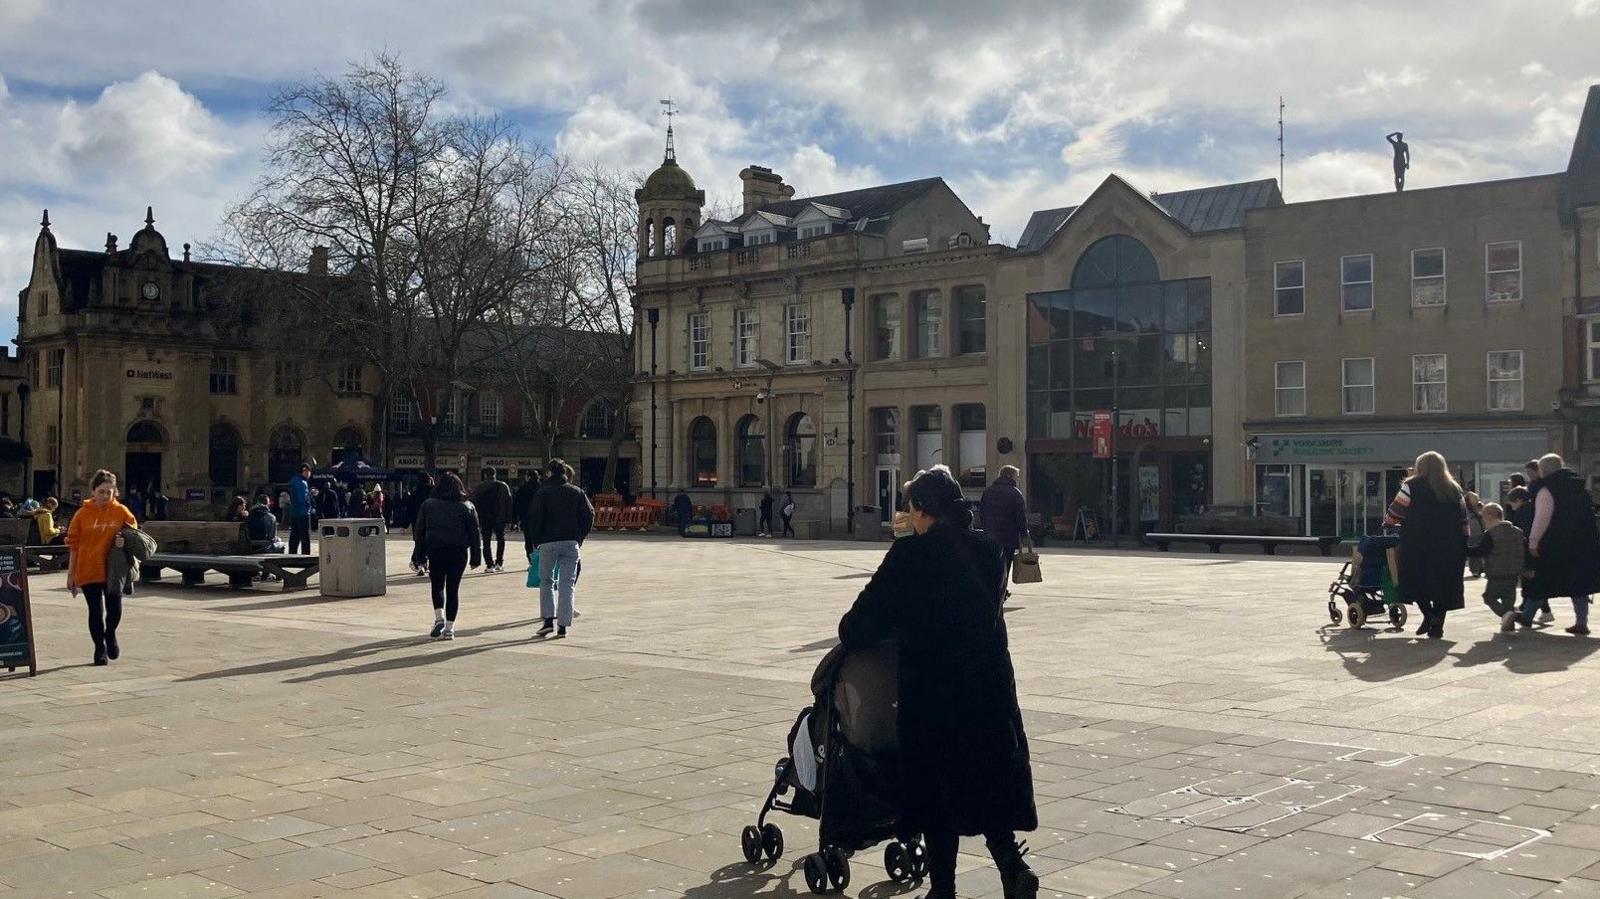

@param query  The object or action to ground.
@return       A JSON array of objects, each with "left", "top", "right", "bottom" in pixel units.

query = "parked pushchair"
[
  {"left": 1326, "top": 560, "right": 1407, "bottom": 630},
  {"left": 739, "top": 640, "right": 929, "bottom": 894}
]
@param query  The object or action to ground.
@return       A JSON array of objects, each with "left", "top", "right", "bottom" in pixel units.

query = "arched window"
[
  {"left": 688, "top": 417, "right": 717, "bottom": 487},
  {"left": 126, "top": 421, "right": 165, "bottom": 445},
  {"left": 1071, "top": 235, "right": 1159, "bottom": 289},
  {"left": 663, "top": 217, "right": 677, "bottom": 256},
  {"left": 581, "top": 402, "right": 616, "bottom": 440},
  {"left": 332, "top": 426, "right": 363, "bottom": 464},
  {"left": 209, "top": 422, "right": 242, "bottom": 489},
  {"left": 644, "top": 218, "right": 655, "bottom": 257},
  {"left": 736, "top": 414, "right": 765, "bottom": 487},
  {"left": 785, "top": 413, "right": 817, "bottom": 488},
  {"left": 268, "top": 425, "right": 305, "bottom": 484}
]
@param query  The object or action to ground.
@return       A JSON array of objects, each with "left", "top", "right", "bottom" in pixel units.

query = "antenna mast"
[
  {"left": 1278, "top": 96, "right": 1286, "bottom": 196},
  {"left": 659, "top": 98, "right": 677, "bottom": 162}
]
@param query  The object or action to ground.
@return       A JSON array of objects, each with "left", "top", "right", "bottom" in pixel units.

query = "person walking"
[
  {"left": 512, "top": 472, "right": 539, "bottom": 533},
  {"left": 64, "top": 469, "right": 139, "bottom": 666},
  {"left": 526, "top": 459, "right": 594, "bottom": 638},
  {"left": 837, "top": 465, "right": 1038, "bottom": 899},
  {"left": 981, "top": 465, "right": 1029, "bottom": 586},
  {"left": 1526, "top": 453, "right": 1600, "bottom": 635},
  {"left": 472, "top": 468, "right": 514, "bottom": 572},
  {"left": 1514, "top": 463, "right": 1556, "bottom": 623},
  {"left": 126, "top": 486, "right": 146, "bottom": 524},
  {"left": 1466, "top": 502, "right": 1526, "bottom": 632},
  {"left": 672, "top": 489, "right": 693, "bottom": 537},
  {"left": 287, "top": 464, "right": 313, "bottom": 555},
  {"left": 780, "top": 490, "right": 796, "bottom": 538},
  {"left": 1387, "top": 451, "right": 1469, "bottom": 639},
  {"left": 1464, "top": 492, "right": 1486, "bottom": 579},
  {"left": 412, "top": 472, "right": 481, "bottom": 641},
  {"left": 758, "top": 491, "right": 775, "bottom": 538}
]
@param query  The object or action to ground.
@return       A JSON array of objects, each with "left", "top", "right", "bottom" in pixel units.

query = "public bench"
[
  {"left": 141, "top": 553, "right": 321, "bottom": 591},
  {"left": 21, "top": 545, "right": 70, "bottom": 572},
  {"left": 142, "top": 520, "right": 249, "bottom": 554},
  {"left": 1142, "top": 532, "right": 1344, "bottom": 556},
  {"left": 0, "top": 519, "right": 33, "bottom": 546}
]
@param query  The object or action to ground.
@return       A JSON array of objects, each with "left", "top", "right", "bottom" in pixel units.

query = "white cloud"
[{"left": 55, "top": 72, "right": 234, "bottom": 183}]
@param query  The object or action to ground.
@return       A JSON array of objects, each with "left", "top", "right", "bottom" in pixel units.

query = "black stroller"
[{"left": 739, "top": 641, "right": 929, "bottom": 894}]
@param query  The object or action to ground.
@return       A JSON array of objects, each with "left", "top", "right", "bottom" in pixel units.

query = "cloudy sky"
[{"left": 2, "top": 0, "right": 1597, "bottom": 343}]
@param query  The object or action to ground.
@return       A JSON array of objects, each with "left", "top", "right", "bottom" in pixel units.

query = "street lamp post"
[
  {"left": 842, "top": 288, "right": 856, "bottom": 534},
  {"left": 648, "top": 307, "right": 660, "bottom": 499}
]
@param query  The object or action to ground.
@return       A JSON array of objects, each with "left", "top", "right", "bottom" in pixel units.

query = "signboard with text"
[
  {"left": 0, "top": 548, "right": 38, "bottom": 676},
  {"left": 1258, "top": 429, "right": 1547, "bottom": 465},
  {"left": 1091, "top": 410, "right": 1113, "bottom": 459}
]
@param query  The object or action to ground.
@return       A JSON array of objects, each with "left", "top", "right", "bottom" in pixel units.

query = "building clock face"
[{"left": 141, "top": 280, "right": 160, "bottom": 301}]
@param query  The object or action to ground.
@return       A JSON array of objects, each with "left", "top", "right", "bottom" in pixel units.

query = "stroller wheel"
[
  {"left": 1390, "top": 604, "right": 1408, "bottom": 629},
  {"left": 824, "top": 847, "right": 851, "bottom": 892},
  {"left": 761, "top": 823, "right": 784, "bottom": 861},
  {"left": 1328, "top": 601, "right": 1343, "bottom": 625},
  {"left": 740, "top": 825, "right": 762, "bottom": 865},
  {"left": 1348, "top": 603, "right": 1366, "bottom": 629},
  {"left": 907, "top": 838, "right": 928, "bottom": 879},
  {"left": 804, "top": 853, "right": 829, "bottom": 894},
  {"left": 884, "top": 841, "right": 910, "bottom": 883}
]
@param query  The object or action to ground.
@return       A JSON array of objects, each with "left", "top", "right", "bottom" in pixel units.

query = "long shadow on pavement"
[
  {"left": 282, "top": 633, "right": 550, "bottom": 683},
  {"left": 176, "top": 617, "right": 543, "bottom": 682},
  {"left": 1451, "top": 629, "right": 1600, "bottom": 673},
  {"left": 1320, "top": 627, "right": 1454, "bottom": 682}
]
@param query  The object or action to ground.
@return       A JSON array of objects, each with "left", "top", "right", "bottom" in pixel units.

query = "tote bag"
[
  {"left": 525, "top": 549, "right": 541, "bottom": 588},
  {"left": 1012, "top": 545, "right": 1043, "bottom": 584}
]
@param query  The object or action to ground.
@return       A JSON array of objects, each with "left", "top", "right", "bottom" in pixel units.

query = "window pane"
[
  {"left": 1343, "top": 358, "right": 1374, "bottom": 386},
  {"left": 1050, "top": 342, "right": 1073, "bottom": 389},
  {"left": 1343, "top": 283, "right": 1373, "bottom": 311},
  {"left": 1342, "top": 255, "right": 1373, "bottom": 282},
  {"left": 1413, "top": 278, "right": 1446, "bottom": 306},
  {"left": 1117, "top": 283, "right": 1162, "bottom": 333},
  {"left": 1071, "top": 287, "right": 1116, "bottom": 335},
  {"left": 1027, "top": 344, "right": 1050, "bottom": 391},
  {"left": 1413, "top": 249, "right": 1444, "bottom": 277},
  {"left": 1276, "top": 361, "right": 1305, "bottom": 389},
  {"left": 956, "top": 285, "right": 986, "bottom": 354},
  {"left": 1488, "top": 270, "right": 1522, "bottom": 302},
  {"left": 1275, "top": 260, "right": 1304, "bottom": 289},
  {"left": 873, "top": 294, "right": 900, "bottom": 359},
  {"left": 1487, "top": 242, "right": 1521, "bottom": 271}
]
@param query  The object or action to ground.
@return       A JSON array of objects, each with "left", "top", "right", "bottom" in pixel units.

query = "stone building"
[{"left": 0, "top": 347, "right": 28, "bottom": 496}]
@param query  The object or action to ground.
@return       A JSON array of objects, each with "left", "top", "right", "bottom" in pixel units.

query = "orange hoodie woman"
[{"left": 65, "top": 470, "right": 138, "bottom": 666}]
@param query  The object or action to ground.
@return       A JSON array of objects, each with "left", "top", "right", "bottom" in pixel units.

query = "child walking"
[{"left": 1466, "top": 502, "right": 1527, "bottom": 632}]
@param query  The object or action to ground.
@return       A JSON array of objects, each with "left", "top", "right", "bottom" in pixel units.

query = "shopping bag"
[
  {"left": 526, "top": 550, "right": 541, "bottom": 588},
  {"left": 1012, "top": 546, "right": 1043, "bottom": 584}
]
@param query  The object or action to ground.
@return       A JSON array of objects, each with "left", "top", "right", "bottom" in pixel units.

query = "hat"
[{"left": 19, "top": 499, "right": 39, "bottom": 512}]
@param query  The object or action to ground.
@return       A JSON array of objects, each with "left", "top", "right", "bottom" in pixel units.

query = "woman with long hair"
[
  {"left": 412, "top": 472, "right": 481, "bottom": 640},
  {"left": 64, "top": 469, "right": 139, "bottom": 665},
  {"left": 837, "top": 465, "right": 1038, "bottom": 899},
  {"left": 1387, "top": 451, "right": 1469, "bottom": 638}
]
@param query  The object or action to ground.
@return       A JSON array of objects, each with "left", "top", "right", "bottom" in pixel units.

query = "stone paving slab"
[{"left": 3, "top": 536, "right": 1600, "bottom": 897}]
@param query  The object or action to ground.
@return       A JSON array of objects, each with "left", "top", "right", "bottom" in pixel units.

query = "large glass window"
[
  {"left": 785, "top": 304, "right": 810, "bottom": 364},
  {"left": 912, "top": 406, "right": 942, "bottom": 471},
  {"left": 1274, "top": 260, "right": 1304, "bottom": 315},
  {"left": 912, "top": 290, "right": 943, "bottom": 358},
  {"left": 479, "top": 393, "right": 501, "bottom": 435},
  {"left": 1487, "top": 350, "right": 1524, "bottom": 412},
  {"left": 955, "top": 404, "right": 986, "bottom": 487},
  {"left": 1341, "top": 254, "right": 1373, "bottom": 312},
  {"left": 1342, "top": 358, "right": 1375, "bottom": 414},
  {"left": 735, "top": 308, "right": 758, "bottom": 368},
  {"left": 582, "top": 402, "right": 615, "bottom": 439},
  {"left": 391, "top": 392, "right": 412, "bottom": 434},
  {"left": 689, "top": 311, "right": 710, "bottom": 370},
  {"left": 1025, "top": 235, "right": 1211, "bottom": 440},
  {"left": 955, "top": 285, "right": 986, "bottom": 354},
  {"left": 786, "top": 413, "right": 816, "bottom": 487},
  {"left": 46, "top": 349, "right": 63, "bottom": 388},
  {"left": 737, "top": 414, "right": 765, "bottom": 487},
  {"left": 1275, "top": 361, "right": 1306, "bottom": 417},
  {"left": 1486, "top": 241, "right": 1522, "bottom": 303},
  {"left": 689, "top": 417, "right": 717, "bottom": 487},
  {"left": 1412, "top": 248, "right": 1446, "bottom": 307},
  {"left": 336, "top": 364, "right": 362, "bottom": 397},
  {"left": 209, "top": 354, "right": 237, "bottom": 395},
  {"left": 872, "top": 408, "right": 899, "bottom": 462},
  {"left": 871, "top": 294, "right": 901, "bottom": 360},
  {"left": 1413, "top": 354, "right": 1448, "bottom": 413},
  {"left": 1588, "top": 320, "right": 1600, "bottom": 382}
]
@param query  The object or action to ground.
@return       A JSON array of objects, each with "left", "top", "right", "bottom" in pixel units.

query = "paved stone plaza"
[{"left": 5, "top": 536, "right": 1600, "bottom": 898}]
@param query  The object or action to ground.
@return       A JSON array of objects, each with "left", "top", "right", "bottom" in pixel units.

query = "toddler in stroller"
[
  {"left": 739, "top": 640, "right": 928, "bottom": 894},
  {"left": 1327, "top": 528, "right": 1407, "bottom": 630}
]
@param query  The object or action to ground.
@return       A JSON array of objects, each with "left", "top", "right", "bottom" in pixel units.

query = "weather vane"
[{"left": 659, "top": 98, "right": 677, "bottom": 162}]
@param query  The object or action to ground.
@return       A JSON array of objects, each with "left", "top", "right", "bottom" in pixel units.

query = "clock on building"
[{"left": 140, "top": 280, "right": 160, "bottom": 301}]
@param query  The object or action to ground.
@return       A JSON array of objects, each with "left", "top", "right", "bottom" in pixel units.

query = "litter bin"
[
  {"left": 734, "top": 507, "right": 758, "bottom": 536},
  {"left": 319, "top": 518, "right": 387, "bottom": 598},
  {"left": 852, "top": 506, "right": 881, "bottom": 541}
]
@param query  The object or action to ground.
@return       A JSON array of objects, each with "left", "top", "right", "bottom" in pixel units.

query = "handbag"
[
  {"left": 1012, "top": 543, "right": 1043, "bottom": 584},
  {"left": 526, "top": 549, "right": 541, "bottom": 588}
]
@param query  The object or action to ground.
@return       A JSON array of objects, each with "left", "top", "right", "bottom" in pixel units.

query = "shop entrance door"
[
  {"left": 1339, "top": 468, "right": 1388, "bottom": 538},
  {"left": 875, "top": 467, "right": 899, "bottom": 524},
  {"left": 125, "top": 451, "right": 162, "bottom": 495}
]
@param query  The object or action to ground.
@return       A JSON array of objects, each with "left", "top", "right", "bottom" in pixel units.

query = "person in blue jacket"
[{"left": 288, "top": 463, "right": 313, "bottom": 555}]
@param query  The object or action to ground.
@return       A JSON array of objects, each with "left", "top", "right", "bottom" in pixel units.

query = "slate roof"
[
  {"left": 1015, "top": 177, "right": 1283, "bottom": 251},
  {"left": 1565, "top": 84, "right": 1600, "bottom": 212},
  {"left": 756, "top": 177, "right": 943, "bottom": 233}
]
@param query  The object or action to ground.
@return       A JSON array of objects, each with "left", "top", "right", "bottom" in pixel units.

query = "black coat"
[
  {"left": 413, "top": 497, "right": 482, "bottom": 566},
  {"left": 980, "top": 475, "right": 1028, "bottom": 551},
  {"left": 838, "top": 522, "right": 1037, "bottom": 837},
  {"left": 524, "top": 478, "right": 595, "bottom": 550},
  {"left": 1397, "top": 479, "right": 1467, "bottom": 611},
  {"left": 1529, "top": 468, "right": 1600, "bottom": 600}
]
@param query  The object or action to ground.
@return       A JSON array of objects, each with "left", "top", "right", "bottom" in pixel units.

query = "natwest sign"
[{"left": 125, "top": 366, "right": 175, "bottom": 389}]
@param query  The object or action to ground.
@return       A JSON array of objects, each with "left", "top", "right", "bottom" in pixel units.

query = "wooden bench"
[
  {"left": 143, "top": 520, "right": 248, "bottom": 554},
  {"left": 21, "top": 545, "right": 70, "bottom": 572},
  {"left": 142, "top": 553, "right": 320, "bottom": 591},
  {"left": 0, "top": 519, "right": 33, "bottom": 547},
  {"left": 1142, "top": 532, "right": 1345, "bottom": 556}
]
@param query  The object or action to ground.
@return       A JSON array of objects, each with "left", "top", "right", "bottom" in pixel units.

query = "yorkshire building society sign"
[{"left": 1260, "top": 430, "right": 1548, "bottom": 465}]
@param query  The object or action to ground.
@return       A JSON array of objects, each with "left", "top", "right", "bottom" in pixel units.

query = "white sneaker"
[
  {"left": 1501, "top": 610, "right": 1518, "bottom": 632},
  {"left": 1539, "top": 610, "right": 1556, "bottom": 624},
  {"left": 442, "top": 624, "right": 455, "bottom": 640}
]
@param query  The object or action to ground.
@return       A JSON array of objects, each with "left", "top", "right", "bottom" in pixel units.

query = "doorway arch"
[
  {"left": 124, "top": 420, "right": 167, "bottom": 494},
  {"left": 268, "top": 424, "right": 305, "bottom": 484},
  {"left": 209, "top": 422, "right": 242, "bottom": 491}
]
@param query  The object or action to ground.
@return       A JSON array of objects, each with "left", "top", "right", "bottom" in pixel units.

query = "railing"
[{"left": 735, "top": 247, "right": 763, "bottom": 266}]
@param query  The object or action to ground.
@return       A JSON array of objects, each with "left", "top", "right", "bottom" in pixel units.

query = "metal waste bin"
[
  {"left": 319, "top": 518, "right": 387, "bottom": 598},
  {"left": 853, "top": 506, "right": 881, "bottom": 541},
  {"left": 734, "top": 507, "right": 758, "bottom": 536}
]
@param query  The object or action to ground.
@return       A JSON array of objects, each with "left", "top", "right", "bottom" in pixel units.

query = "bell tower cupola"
[{"left": 635, "top": 99, "right": 704, "bottom": 258}]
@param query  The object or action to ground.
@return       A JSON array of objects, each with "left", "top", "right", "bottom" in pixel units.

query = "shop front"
[{"left": 1253, "top": 429, "right": 1550, "bottom": 537}]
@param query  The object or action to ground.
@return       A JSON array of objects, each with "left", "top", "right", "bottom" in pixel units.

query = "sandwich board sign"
[{"left": 0, "top": 547, "right": 37, "bottom": 676}]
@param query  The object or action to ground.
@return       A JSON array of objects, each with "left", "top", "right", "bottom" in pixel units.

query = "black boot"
[{"left": 989, "top": 839, "right": 1037, "bottom": 899}]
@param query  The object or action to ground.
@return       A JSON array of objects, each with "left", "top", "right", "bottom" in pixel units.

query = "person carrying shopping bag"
[{"left": 525, "top": 459, "right": 593, "bottom": 639}]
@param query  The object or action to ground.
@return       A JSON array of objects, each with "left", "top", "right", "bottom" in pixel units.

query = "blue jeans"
[
  {"left": 537, "top": 540, "right": 581, "bottom": 627},
  {"left": 1521, "top": 592, "right": 1589, "bottom": 627}
]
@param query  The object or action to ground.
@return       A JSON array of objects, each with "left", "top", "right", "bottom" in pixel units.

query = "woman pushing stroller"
[{"left": 837, "top": 465, "right": 1038, "bottom": 899}]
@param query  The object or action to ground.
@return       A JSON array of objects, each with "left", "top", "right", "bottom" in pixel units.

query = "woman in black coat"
[
  {"left": 1527, "top": 455, "right": 1600, "bottom": 635},
  {"left": 1389, "top": 451, "right": 1468, "bottom": 639},
  {"left": 838, "top": 465, "right": 1037, "bottom": 899}
]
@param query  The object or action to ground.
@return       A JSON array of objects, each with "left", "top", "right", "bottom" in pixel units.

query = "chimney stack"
[
  {"left": 105, "top": 233, "right": 118, "bottom": 254},
  {"left": 740, "top": 165, "right": 794, "bottom": 213},
  {"left": 309, "top": 245, "right": 329, "bottom": 276}
]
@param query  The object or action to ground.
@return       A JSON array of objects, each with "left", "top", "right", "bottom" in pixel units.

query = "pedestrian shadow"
[
  {"left": 680, "top": 860, "right": 808, "bottom": 899},
  {"left": 790, "top": 638, "right": 839, "bottom": 654},
  {"left": 1451, "top": 630, "right": 1600, "bottom": 673},
  {"left": 1319, "top": 627, "right": 1454, "bottom": 682},
  {"left": 281, "top": 634, "right": 541, "bottom": 683},
  {"left": 176, "top": 618, "right": 542, "bottom": 682}
]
